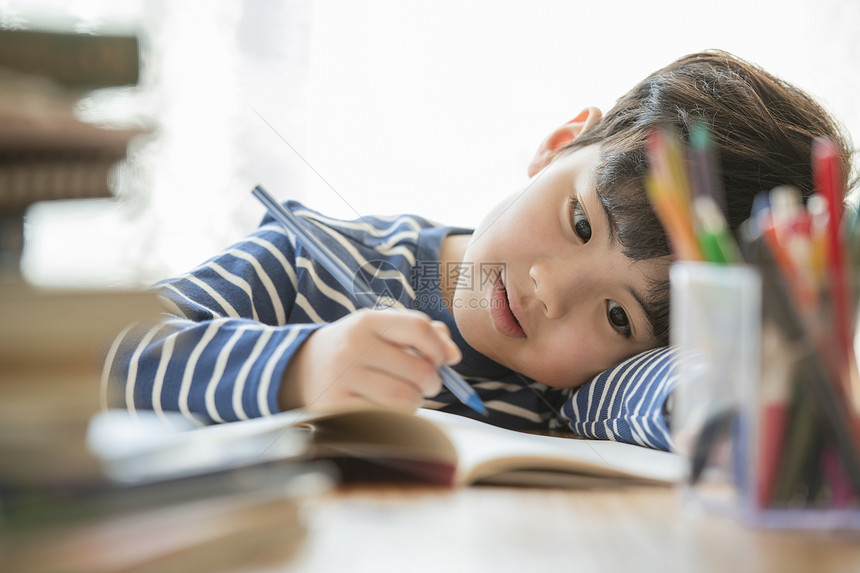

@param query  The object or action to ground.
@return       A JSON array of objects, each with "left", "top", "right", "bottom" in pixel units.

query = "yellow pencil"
[{"left": 645, "top": 174, "right": 703, "bottom": 261}]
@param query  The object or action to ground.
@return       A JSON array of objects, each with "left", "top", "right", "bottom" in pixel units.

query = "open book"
[{"left": 155, "top": 407, "right": 686, "bottom": 488}]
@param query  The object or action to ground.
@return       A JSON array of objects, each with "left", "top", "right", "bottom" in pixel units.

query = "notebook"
[{"left": 232, "top": 407, "right": 687, "bottom": 488}]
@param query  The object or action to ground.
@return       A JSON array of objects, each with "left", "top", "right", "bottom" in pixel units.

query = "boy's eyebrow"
[
  {"left": 625, "top": 285, "right": 658, "bottom": 339},
  {"left": 582, "top": 178, "right": 654, "bottom": 336},
  {"left": 592, "top": 191, "right": 658, "bottom": 339},
  {"left": 597, "top": 193, "right": 618, "bottom": 245}
]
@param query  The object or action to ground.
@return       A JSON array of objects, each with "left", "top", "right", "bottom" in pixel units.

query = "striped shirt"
[{"left": 104, "top": 201, "right": 679, "bottom": 450}]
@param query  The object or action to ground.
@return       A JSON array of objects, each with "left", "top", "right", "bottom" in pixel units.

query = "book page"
[
  {"left": 307, "top": 408, "right": 457, "bottom": 464},
  {"left": 417, "top": 409, "right": 687, "bottom": 486}
]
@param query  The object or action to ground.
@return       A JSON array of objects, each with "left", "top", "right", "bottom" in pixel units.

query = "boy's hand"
[{"left": 279, "top": 308, "right": 462, "bottom": 413}]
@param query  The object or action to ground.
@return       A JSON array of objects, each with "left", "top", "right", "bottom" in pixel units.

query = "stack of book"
[
  {"left": 0, "top": 28, "right": 146, "bottom": 277},
  {"left": 0, "top": 285, "right": 323, "bottom": 571},
  {"left": 0, "top": 26, "right": 153, "bottom": 491},
  {"left": 0, "top": 29, "right": 321, "bottom": 571},
  {"left": 0, "top": 284, "right": 164, "bottom": 486}
]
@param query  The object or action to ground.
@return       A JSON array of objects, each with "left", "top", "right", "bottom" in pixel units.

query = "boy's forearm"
[{"left": 106, "top": 317, "right": 323, "bottom": 423}]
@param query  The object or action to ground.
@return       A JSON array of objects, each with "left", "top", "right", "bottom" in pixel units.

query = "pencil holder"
[
  {"left": 670, "top": 262, "right": 761, "bottom": 506},
  {"left": 670, "top": 261, "right": 860, "bottom": 529}
]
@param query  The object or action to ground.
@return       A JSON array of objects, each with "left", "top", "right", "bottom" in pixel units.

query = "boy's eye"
[
  {"left": 607, "top": 301, "right": 631, "bottom": 338},
  {"left": 567, "top": 196, "right": 592, "bottom": 242}
]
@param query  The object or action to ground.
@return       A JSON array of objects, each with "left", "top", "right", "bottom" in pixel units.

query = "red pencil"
[{"left": 813, "top": 139, "right": 852, "bottom": 368}]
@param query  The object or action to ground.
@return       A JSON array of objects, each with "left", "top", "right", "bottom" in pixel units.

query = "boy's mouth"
[{"left": 490, "top": 276, "right": 525, "bottom": 339}]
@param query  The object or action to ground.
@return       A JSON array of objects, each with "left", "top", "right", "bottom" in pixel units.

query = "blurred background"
[{"left": 3, "top": 0, "right": 859, "bottom": 288}]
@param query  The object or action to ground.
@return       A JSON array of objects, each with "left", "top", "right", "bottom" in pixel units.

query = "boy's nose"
[{"left": 529, "top": 259, "right": 595, "bottom": 320}]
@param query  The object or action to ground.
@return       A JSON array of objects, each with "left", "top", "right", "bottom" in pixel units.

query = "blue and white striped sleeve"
[
  {"left": 103, "top": 222, "right": 325, "bottom": 425},
  {"left": 559, "top": 346, "right": 680, "bottom": 451}
]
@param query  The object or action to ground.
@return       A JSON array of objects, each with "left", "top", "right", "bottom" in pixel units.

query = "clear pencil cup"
[{"left": 670, "top": 261, "right": 860, "bottom": 529}]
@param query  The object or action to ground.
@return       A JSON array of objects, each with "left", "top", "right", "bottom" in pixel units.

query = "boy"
[{"left": 104, "top": 50, "right": 855, "bottom": 451}]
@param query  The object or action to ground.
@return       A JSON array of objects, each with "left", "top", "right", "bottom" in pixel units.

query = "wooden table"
[{"left": 266, "top": 484, "right": 860, "bottom": 573}]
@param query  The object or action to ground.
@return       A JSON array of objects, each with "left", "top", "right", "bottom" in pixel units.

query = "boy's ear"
[{"left": 527, "top": 107, "right": 603, "bottom": 177}]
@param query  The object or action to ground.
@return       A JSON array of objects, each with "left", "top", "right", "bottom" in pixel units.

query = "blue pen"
[{"left": 251, "top": 185, "right": 488, "bottom": 416}]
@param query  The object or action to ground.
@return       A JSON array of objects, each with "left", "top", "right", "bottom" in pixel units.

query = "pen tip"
[{"left": 465, "top": 395, "right": 488, "bottom": 417}]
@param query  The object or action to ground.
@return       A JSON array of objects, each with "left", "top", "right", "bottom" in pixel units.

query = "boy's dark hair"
[{"left": 562, "top": 49, "right": 856, "bottom": 346}]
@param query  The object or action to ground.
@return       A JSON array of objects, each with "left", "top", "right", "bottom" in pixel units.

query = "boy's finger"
[
  {"left": 362, "top": 343, "right": 443, "bottom": 397},
  {"left": 351, "top": 372, "right": 424, "bottom": 412},
  {"left": 430, "top": 320, "right": 462, "bottom": 365},
  {"left": 370, "top": 310, "right": 450, "bottom": 368}
]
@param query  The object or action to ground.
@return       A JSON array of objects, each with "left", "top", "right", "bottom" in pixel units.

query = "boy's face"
[{"left": 452, "top": 144, "right": 667, "bottom": 388}]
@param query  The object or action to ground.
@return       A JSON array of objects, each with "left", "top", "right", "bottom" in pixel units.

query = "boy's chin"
[{"left": 497, "top": 357, "right": 596, "bottom": 390}]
